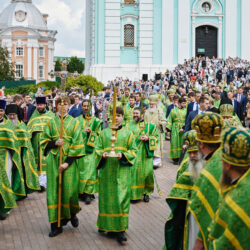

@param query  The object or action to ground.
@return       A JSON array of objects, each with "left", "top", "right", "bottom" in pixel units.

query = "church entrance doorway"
[{"left": 195, "top": 25, "right": 218, "bottom": 58}]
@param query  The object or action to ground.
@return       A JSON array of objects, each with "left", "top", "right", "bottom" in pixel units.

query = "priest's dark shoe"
[
  {"left": 117, "top": 232, "right": 127, "bottom": 244},
  {"left": 49, "top": 223, "right": 63, "bottom": 237},
  {"left": 71, "top": 214, "right": 79, "bottom": 228},
  {"left": 85, "top": 195, "right": 91, "bottom": 205},
  {"left": 38, "top": 186, "right": 46, "bottom": 193},
  {"left": 0, "top": 213, "right": 7, "bottom": 220},
  {"left": 61, "top": 218, "right": 70, "bottom": 226},
  {"left": 143, "top": 194, "right": 150, "bottom": 202},
  {"left": 79, "top": 193, "right": 86, "bottom": 201}
]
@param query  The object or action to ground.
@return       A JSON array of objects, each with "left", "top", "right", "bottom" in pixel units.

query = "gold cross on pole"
[{"left": 49, "top": 59, "right": 79, "bottom": 92}]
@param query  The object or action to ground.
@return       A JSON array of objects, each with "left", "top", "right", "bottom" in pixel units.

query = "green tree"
[
  {"left": 67, "top": 56, "right": 85, "bottom": 73},
  {"left": 66, "top": 75, "right": 104, "bottom": 95},
  {"left": 54, "top": 59, "right": 62, "bottom": 71},
  {"left": 0, "top": 47, "right": 15, "bottom": 81}
]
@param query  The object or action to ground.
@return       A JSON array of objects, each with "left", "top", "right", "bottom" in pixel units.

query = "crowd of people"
[{"left": 0, "top": 56, "right": 249, "bottom": 248}]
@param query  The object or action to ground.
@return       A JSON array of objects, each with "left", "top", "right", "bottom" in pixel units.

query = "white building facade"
[
  {"left": 0, "top": 0, "right": 57, "bottom": 82},
  {"left": 85, "top": 0, "right": 250, "bottom": 83}
]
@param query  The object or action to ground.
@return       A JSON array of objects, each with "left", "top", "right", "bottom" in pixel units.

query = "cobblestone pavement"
[{"left": 0, "top": 142, "right": 178, "bottom": 250}]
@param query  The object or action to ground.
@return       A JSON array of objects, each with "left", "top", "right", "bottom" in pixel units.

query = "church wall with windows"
[{"left": 85, "top": 0, "right": 250, "bottom": 83}]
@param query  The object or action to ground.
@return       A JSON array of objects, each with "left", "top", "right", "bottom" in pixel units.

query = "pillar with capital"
[{"left": 33, "top": 44, "right": 38, "bottom": 80}]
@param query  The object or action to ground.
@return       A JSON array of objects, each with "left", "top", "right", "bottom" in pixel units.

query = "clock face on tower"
[{"left": 15, "top": 11, "right": 27, "bottom": 22}]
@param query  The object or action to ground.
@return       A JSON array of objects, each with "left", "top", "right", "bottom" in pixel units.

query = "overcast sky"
[{"left": 0, "top": 0, "right": 86, "bottom": 58}]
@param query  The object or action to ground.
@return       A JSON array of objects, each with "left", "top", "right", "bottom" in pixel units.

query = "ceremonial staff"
[
  {"left": 158, "top": 109, "right": 164, "bottom": 167},
  {"left": 58, "top": 99, "right": 65, "bottom": 227},
  {"left": 107, "top": 87, "right": 119, "bottom": 158}
]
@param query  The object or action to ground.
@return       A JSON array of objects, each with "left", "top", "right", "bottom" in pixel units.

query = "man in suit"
[
  {"left": 166, "top": 95, "right": 179, "bottom": 118},
  {"left": 185, "top": 96, "right": 209, "bottom": 132},
  {"left": 186, "top": 91, "right": 201, "bottom": 119},
  {"left": 74, "top": 95, "right": 82, "bottom": 117},
  {"left": 68, "top": 96, "right": 81, "bottom": 118},
  {"left": 21, "top": 93, "right": 36, "bottom": 124},
  {"left": 235, "top": 87, "right": 247, "bottom": 114}
]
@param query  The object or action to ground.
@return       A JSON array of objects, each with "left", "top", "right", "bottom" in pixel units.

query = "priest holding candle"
[{"left": 95, "top": 87, "right": 137, "bottom": 244}]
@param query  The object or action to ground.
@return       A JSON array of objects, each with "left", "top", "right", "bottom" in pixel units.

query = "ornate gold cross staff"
[{"left": 49, "top": 59, "right": 79, "bottom": 92}]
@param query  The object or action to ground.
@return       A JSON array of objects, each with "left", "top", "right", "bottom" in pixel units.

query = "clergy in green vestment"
[
  {"left": 213, "top": 92, "right": 221, "bottom": 109},
  {"left": 77, "top": 99, "right": 102, "bottom": 205},
  {"left": 27, "top": 97, "right": 54, "bottom": 191},
  {"left": 166, "top": 97, "right": 187, "bottom": 164},
  {"left": 107, "top": 99, "right": 122, "bottom": 121},
  {"left": 186, "top": 113, "right": 224, "bottom": 250},
  {"left": 124, "top": 95, "right": 136, "bottom": 124},
  {"left": 6, "top": 104, "right": 40, "bottom": 196},
  {"left": 164, "top": 130, "right": 204, "bottom": 250},
  {"left": 95, "top": 107, "right": 137, "bottom": 244},
  {"left": 121, "top": 88, "right": 130, "bottom": 108},
  {"left": 219, "top": 104, "right": 242, "bottom": 128},
  {"left": 127, "top": 107, "right": 159, "bottom": 202},
  {"left": 0, "top": 100, "right": 25, "bottom": 220},
  {"left": 208, "top": 127, "right": 250, "bottom": 250},
  {"left": 40, "top": 96, "right": 85, "bottom": 237}
]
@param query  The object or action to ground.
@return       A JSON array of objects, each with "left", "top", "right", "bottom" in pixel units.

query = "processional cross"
[{"left": 49, "top": 59, "right": 79, "bottom": 92}]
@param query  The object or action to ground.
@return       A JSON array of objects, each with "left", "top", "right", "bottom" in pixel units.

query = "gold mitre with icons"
[
  {"left": 219, "top": 104, "right": 234, "bottom": 117},
  {"left": 221, "top": 126, "right": 250, "bottom": 167},
  {"left": 183, "top": 130, "right": 199, "bottom": 152},
  {"left": 191, "top": 112, "right": 224, "bottom": 143}
]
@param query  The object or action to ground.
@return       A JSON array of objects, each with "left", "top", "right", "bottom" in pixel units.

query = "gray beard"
[
  {"left": 149, "top": 107, "right": 156, "bottom": 113},
  {"left": 10, "top": 118, "right": 18, "bottom": 128},
  {"left": 188, "top": 152, "right": 206, "bottom": 181}
]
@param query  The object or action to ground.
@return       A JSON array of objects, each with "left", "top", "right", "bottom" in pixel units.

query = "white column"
[
  {"left": 225, "top": 0, "right": 237, "bottom": 58},
  {"left": 27, "top": 44, "right": 32, "bottom": 79},
  {"left": 178, "top": 0, "right": 190, "bottom": 64},
  {"left": 162, "top": 0, "right": 174, "bottom": 66},
  {"left": 139, "top": 0, "right": 153, "bottom": 65},
  {"left": 242, "top": 0, "right": 250, "bottom": 60},
  {"left": 33, "top": 46, "right": 38, "bottom": 81},
  {"left": 218, "top": 17, "right": 222, "bottom": 58},
  {"left": 105, "top": 0, "right": 120, "bottom": 65},
  {"left": 192, "top": 16, "right": 196, "bottom": 57}
]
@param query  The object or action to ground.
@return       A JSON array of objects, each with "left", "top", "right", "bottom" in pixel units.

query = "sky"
[{"left": 0, "top": 0, "right": 86, "bottom": 58}]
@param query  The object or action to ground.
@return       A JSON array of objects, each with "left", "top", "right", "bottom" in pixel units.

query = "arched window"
[{"left": 124, "top": 24, "right": 135, "bottom": 47}]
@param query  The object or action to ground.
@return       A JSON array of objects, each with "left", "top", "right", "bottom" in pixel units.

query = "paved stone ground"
[{"left": 0, "top": 142, "right": 178, "bottom": 250}]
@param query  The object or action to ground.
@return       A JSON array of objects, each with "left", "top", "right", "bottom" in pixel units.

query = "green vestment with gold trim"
[
  {"left": 164, "top": 157, "right": 194, "bottom": 250},
  {"left": 166, "top": 107, "right": 187, "bottom": 159},
  {"left": 15, "top": 121, "right": 40, "bottom": 194},
  {"left": 77, "top": 115, "right": 102, "bottom": 195},
  {"left": 27, "top": 109, "right": 54, "bottom": 175},
  {"left": 127, "top": 121, "right": 159, "bottom": 200},
  {"left": 121, "top": 95, "right": 129, "bottom": 108},
  {"left": 124, "top": 104, "right": 135, "bottom": 124},
  {"left": 40, "top": 115, "right": 85, "bottom": 223},
  {"left": 187, "top": 148, "right": 222, "bottom": 250},
  {"left": 0, "top": 118, "right": 25, "bottom": 214},
  {"left": 107, "top": 101, "right": 122, "bottom": 121},
  {"left": 95, "top": 126, "right": 137, "bottom": 232},
  {"left": 223, "top": 116, "right": 242, "bottom": 128},
  {"left": 208, "top": 169, "right": 250, "bottom": 250}
]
